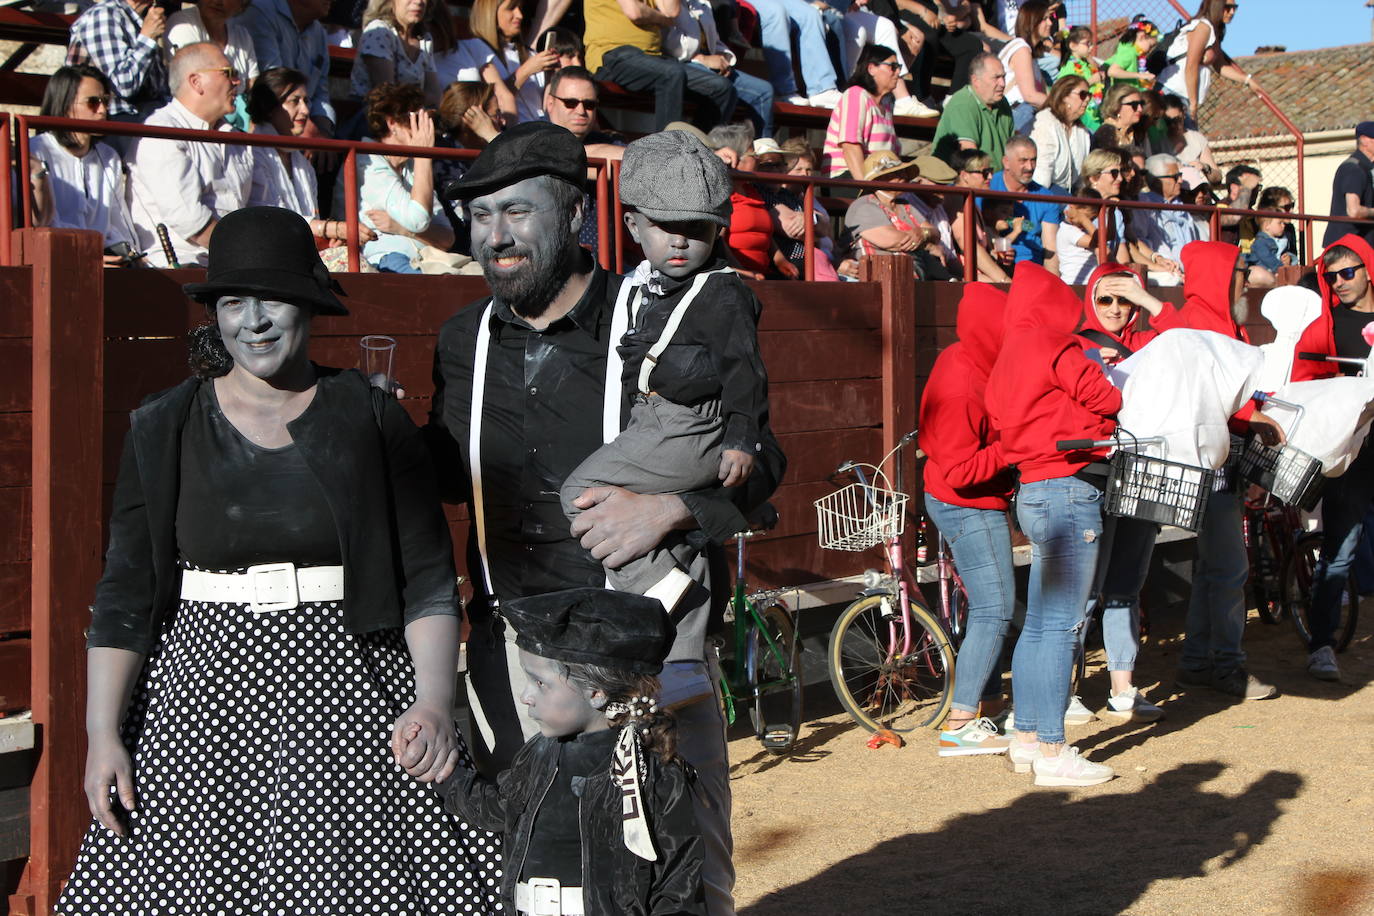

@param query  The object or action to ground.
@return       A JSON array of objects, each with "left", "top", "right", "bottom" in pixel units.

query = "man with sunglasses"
[
  {"left": 1289, "top": 234, "right": 1374, "bottom": 681},
  {"left": 1131, "top": 152, "right": 1197, "bottom": 285},
  {"left": 126, "top": 43, "right": 253, "bottom": 267},
  {"left": 1322, "top": 121, "right": 1374, "bottom": 248}
]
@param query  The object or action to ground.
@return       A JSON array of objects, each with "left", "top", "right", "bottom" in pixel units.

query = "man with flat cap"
[{"left": 427, "top": 119, "right": 784, "bottom": 916}]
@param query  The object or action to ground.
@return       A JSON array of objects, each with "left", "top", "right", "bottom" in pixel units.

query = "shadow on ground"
[{"left": 739, "top": 761, "right": 1301, "bottom": 916}]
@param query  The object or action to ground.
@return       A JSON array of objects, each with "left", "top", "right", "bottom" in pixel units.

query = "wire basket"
[
  {"left": 1104, "top": 450, "right": 1214, "bottom": 532},
  {"left": 1236, "top": 436, "right": 1325, "bottom": 511},
  {"left": 814, "top": 482, "right": 909, "bottom": 551}
]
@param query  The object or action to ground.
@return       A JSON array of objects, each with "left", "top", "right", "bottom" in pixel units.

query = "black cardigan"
[{"left": 89, "top": 368, "right": 458, "bottom": 654}]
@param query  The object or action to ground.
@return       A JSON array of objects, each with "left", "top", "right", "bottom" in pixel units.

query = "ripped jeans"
[{"left": 1012, "top": 476, "right": 1104, "bottom": 745}]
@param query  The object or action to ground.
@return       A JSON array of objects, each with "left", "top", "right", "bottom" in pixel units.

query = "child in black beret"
[
  {"left": 411, "top": 587, "right": 705, "bottom": 916},
  {"left": 560, "top": 129, "right": 773, "bottom": 617}
]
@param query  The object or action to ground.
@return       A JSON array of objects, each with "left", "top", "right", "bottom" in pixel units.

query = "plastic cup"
[{"left": 360, "top": 335, "right": 397, "bottom": 390}]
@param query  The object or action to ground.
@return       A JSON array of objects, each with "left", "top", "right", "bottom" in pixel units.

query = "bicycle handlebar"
[
  {"left": 1298, "top": 352, "right": 1368, "bottom": 368},
  {"left": 1056, "top": 436, "right": 1166, "bottom": 451}
]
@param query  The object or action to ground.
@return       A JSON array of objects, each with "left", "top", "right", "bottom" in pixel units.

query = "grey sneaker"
[
  {"left": 1307, "top": 646, "right": 1341, "bottom": 681},
  {"left": 1064, "top": 695, "right": 1096, "bottom": 725},
  {"left": 1211, "top": 668, "right": 1279, "bottom": 700},
  {"left": 1175, "top": 667, "right": 1213, "bottom": 690}
]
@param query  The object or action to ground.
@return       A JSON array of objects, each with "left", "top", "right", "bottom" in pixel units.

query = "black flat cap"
[
  {"left": 443, "top": 121, "right": 587, "bottom": 202},
  {"left": 502, "top": 587, "right": 675, "bottom": 676}
]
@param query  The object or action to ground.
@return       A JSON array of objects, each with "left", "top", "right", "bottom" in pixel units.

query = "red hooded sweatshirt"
[
  {"left": 1290, "top": 233, "right": 1374, "bottom": 382},
  {"left": 986, "top": 264, "right": 1123, "bottom": 483},
  {"left": 1149, "top": 240, "right": 1261, "bottom": 428},
  {"left": 920, "top": 283, "right": 1015, "bottom": 510},
  {"left": 1076, "top": 263, "right": 1159, "bottom": 362}
]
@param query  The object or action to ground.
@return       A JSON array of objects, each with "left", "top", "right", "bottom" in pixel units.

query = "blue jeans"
[
  {"left": 1311, "top": 436, "right": 1374, "bottom": 650},
  {"left": 1011, "top": 101, "right": 1037, "bottom": 135},
  {"left": 1087, "top": 516, "right": 1160, "bottom": 673},
  {"left": 1012, "top": 477, "right": 1104, "bottom": 745},
  {"left": 750, "top": 0, "right": 837, "bottom": 96},
  {"left": 689, "top": 62, "right": 776, "bottom": 138},
  {"left": 374, "top": 251, "right": 419, "bottom": 273},
  {"left": 1180, "top": 488, "right": 1248, "bottom": 675},
  {"left": 925, "top": 495, "right": 1016, "bottom": 714},
  {"left": 597, "top": 46, "right": 738, "bottom": 131}
]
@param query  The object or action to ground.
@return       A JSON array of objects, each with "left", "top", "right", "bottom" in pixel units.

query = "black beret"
[
  {"left": 502, "top": 587, "right": 675, "bottom": 676},
  {"left": 442, "top": 120, "right": 588, "bottom": 201}
]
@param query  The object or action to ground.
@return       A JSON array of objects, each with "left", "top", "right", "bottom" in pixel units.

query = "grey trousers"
[{"left": 560, "top": 394, "right": 725, "bottom": 595}]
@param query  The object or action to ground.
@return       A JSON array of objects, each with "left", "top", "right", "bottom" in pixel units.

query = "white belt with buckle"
[
  {"left": 180, "top": 563, "right": 344, "bottom": 613},
  {"left": 515, "top": 878, "right": 585, "bottom": 916}
]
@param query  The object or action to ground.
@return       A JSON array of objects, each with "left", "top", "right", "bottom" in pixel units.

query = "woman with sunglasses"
[
  {"left": 31, "top": 65, "right": 140, "bottom": 267},
  {"left": 948, "top": 148, "right": 1011, "bottom": 283},
  {"left": 1077, "top": 148, "right": 1130, "bottom": 264},
  {"left": 1092, "top": 84, "right": 1148, "bottom": 157},
  {"left": 821, "top": 44, "right": 899, "bottom": 179},
  {"left": 1030, "top": 75, "right": 1092, "bottom": 191},
  {"left": 1157, "top": 0, "right": 1260, "bottom": 125},
  {"left": 166, "top": 0, "right": 259, "bottom": 130}
]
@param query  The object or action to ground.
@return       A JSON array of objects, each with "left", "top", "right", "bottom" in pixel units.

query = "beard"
[{"left": 479, "top": 238, "right": 579, "bottom": 319}]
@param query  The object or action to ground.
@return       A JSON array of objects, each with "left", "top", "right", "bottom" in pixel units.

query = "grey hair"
[
  {"left": 969, "top": 51, "right": 1002, "bottom": 80},
  {"left": 169, "top": 42, "right": 227, "bottom": 95},
  {"left": 1004, "top": 134, "right": 1036, "bottom": 156},
  {"left": 1145, "top": 153, "right": 1181, "bottom": 177},
  {"left": 706, "top": 122, "right": 755, "bottom": 159}
]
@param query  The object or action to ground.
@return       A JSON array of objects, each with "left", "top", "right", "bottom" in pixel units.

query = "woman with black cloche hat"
[{"left": 57, "top": 207, "right": 502, "bottom": 915}]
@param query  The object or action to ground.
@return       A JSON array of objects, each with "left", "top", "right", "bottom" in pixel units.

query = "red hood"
[
  {"left": 1179, "top": 240, "right": 1243, "bottom": 337},
  {"left": 1294, "top": 234, "right": 1374, "bottom": 381},
  {"left": 1005, "top": 263, "right": 1084, "bottom": 335},
  {"left": 955, "top": 283, "right": 1009, "bottom": 375},
  {"left": 1082, "top": 263, "right": 1149, "bottom": 349}
]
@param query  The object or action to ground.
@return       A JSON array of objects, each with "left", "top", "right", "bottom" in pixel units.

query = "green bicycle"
[{"left": 717, "top": 503, "right": 803, "bottom": 754}]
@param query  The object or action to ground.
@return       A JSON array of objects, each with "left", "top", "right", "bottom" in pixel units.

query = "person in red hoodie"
[
  {"left": 1286, "top": 234, "right": 1374, "bottom": 681},
  {"left": 920, "top": 284, "right": 1017, "bottom": 758},
  {"left": 1073, "top": 264, "right": 1169, "bottom": 723},
  {"left": 1162, "top": 240, "right": 1282, "bottom": 700},
  {"left": 986, "top": 264, "right": 1121, "bottom": 788}
]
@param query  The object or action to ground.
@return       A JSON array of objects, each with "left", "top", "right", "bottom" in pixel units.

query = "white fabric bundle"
[
  {"left": 1254, "top": 286, "right": 1323, "bottom": 392},
  {"left": 1105, "top": 329, "right": 1266, "bottom": 469},
  {"left": 1258, "top": 376, "right": 1374, "bottom": 476}
]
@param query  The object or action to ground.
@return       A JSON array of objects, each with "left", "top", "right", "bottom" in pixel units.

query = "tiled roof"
[{"left": 1198, "top": 43, "right": 1374, "bottom": 141}]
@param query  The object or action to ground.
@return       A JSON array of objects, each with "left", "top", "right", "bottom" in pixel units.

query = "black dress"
[{"left": 57, "top": 384, "right": 503, "bottom": 915}]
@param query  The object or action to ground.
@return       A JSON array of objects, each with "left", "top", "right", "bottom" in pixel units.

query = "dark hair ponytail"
[
  {"left": 560, "top": 663, "right": 680, "bottom": 764},
  {"left": 188, "top": 321, "right": 233, "bottom": 379}
]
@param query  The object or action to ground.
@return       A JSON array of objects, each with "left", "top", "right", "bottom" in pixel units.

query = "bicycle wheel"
[
  {"left": 827, "top": 594, "right": 954, "bottom": 734},
  {"left": 746, "top": 603, "right": 803, "bottom": 754},
  {"left": 1250, "top": 519, "right": 1286, "bottom": 625},
  {"left": 1282, "top": 533, "right": 1360, "bottom": 653}
]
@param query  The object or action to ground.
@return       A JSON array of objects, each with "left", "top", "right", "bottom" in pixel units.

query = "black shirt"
[
  {"left": 619, "top": 263, "right": 769, "bottom": 453},
  {"left": 1331, "top": 305, "right": 1373, "bottom": 373},
  {"left": 521, "top": 728, "right": 619, "bottom": 886},
  {"left": 428, "top": 258, "right": 786, "bottom": 619},
  {"left": 176, "top": 383, "right": 341, "bottom": 570},
  {"left": 1324, "top": 149, "right": 1374, "bottom": 247}
]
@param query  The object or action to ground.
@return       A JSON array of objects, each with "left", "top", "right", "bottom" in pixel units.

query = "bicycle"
[
  {"left": 717, "top": 503, "right": 803, "bottom": 754},
  {"left": 917, "top": 516, "right": 971, "bottom": 648},
  {"left": 1243, "top": 490, "right": 1295, "bottom": 626},
  {"left": 815, "top": 431, "right": 955, "bottom": 735}
]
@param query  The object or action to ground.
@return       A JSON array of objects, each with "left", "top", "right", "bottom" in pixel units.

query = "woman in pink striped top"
[{"left": 822, "top": 44, "right": 900, "bottom": 178}]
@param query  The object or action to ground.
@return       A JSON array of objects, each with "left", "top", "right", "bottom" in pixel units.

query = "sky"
[{"left": 1219, "top": 0, "right": 1372, "bottom": 54}]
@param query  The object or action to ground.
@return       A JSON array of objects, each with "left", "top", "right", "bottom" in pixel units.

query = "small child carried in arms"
[
  {"left": 414, "top": 587, "right": 706, "bottom": 916},
  {"left": 561, "top": 129, "right": 771, "bottom": 613}
]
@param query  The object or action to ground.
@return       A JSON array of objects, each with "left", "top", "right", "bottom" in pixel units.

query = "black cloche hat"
[
  {"left": 502, "top": 587, "right": 676, "bottom": 676},
  {"left": 183, "top": 206, "right": 349, "bottom": 316},
  {"left": 442, "top": 120, "right": 587, "bottom": 202}
]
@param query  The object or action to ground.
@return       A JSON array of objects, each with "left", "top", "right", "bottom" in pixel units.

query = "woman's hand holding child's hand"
[{"left": 391, "top": 700, "right": 459, "bottom": 784}]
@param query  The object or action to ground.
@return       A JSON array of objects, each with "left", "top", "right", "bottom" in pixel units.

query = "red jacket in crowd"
[
  {"left": 919, "top": 283, "right": 1015, "bottom": 510},
  {"left": 1076, "top": 263, "right": 1159, "bottom": 361},
  {"left": 986, "top": 264, "right": 1122, "bottom": 483},
  {"left": 1290, "top": 233, "right": 1374, "bottom": 382}
]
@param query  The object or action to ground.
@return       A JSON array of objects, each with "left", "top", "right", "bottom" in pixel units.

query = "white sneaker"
[
  {"left": 1064, "top": 695, "right": 1096, "bottom": 725},
  {"left": 807, "top": 88, "right": 843, "bottom": 108},
  {"left": 1032, "top": 746, "right": 1114, "bottom": 787},
  {"left": 784, "top": 94, "right": 810, "bottom": 106},
  {"left": 1006, "top": 737, "right": 1040, "bottom": 774},
  {"left": 892, "top": 96, "right": 940, "bottom": 118},
  {"left": 1307, "top": 645, "right": 1341, "bottom": 681},
  {"left": 1105, "top": 686, "right": 1164, "bottom": 722}
]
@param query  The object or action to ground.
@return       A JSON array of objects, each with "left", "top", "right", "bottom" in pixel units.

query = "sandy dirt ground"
[{"left": 727, "top": 605, "right": 1374, "bottom": 916}]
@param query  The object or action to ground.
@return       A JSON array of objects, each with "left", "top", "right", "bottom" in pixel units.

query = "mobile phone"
[{"left": 540, "top": 31, "right": 554, "bottom": 53}]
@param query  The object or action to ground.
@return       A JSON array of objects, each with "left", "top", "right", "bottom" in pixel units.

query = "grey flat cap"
[{"left": 619, "top": 130, "right": 733, "bottom": 226}]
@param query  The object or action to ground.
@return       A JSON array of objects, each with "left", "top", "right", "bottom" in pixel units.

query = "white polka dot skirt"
[{"left": 57, "top": 585, "right": 504, "bottom": 915}]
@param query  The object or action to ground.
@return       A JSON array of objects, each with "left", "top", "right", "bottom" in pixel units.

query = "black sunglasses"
[
  {"left": 1323, "top": 265, "right": 1365, "bottom": 284},
  {"left": 1101, "top": 168, "right": 1122, "bottom": 179},
  {"left": 963, "top": 167, "right": 994, "bottom": 177},
  {"left": 1073, "top": 89, "right": 1090, "bottom": 100},
  {"left": 1122, "top": 99, "right": 1145, "bottom": 109},
  {"left": 1223, "top": 2, "right": 1238, "bottom": 9},
  {"left": 1095, "top": 295, "right": 1132, "bottom": 307},
  {"left": 553, "top": 94, "right": 598, "bottom": 111}
]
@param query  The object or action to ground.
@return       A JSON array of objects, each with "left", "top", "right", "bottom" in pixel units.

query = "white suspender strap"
[
  {"left": 468, "top": 300, "right": 496, "bottom": 596},
  {"left": 604, "top": 276, "right": 636, "bottom": 445},
  {"left": 635, "top": 268, "right": 729, "bottom": 395}
]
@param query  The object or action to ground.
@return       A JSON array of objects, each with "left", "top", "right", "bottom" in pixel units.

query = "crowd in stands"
[{"left": 22, "top": 0, "right": 1362, "bottom": 283}]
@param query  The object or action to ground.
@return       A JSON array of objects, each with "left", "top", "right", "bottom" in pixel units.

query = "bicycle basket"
[
  {"left": 1236, "top": 436, "right": 1324, "bottom": 511},
  {"left": 1104, "top": 450, "right": 1214, "bottom": 532},
  {"left": 814, "top": 483, "right": 909, "bottom": 551}
]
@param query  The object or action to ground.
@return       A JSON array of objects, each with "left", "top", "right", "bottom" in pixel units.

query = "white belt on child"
[
  {"left": 179, "top": 563, "right": 344, "bottom": 613},
  {"left": 515, "top": 878, "right": 585, "bottom": 916}
]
